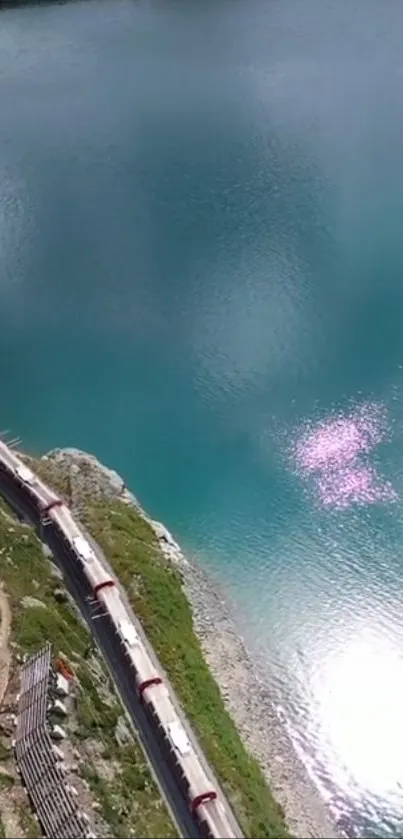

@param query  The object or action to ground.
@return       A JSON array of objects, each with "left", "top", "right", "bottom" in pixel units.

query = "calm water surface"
[{"left": 1, "top": 1, "right": 403, "bottom": 834}]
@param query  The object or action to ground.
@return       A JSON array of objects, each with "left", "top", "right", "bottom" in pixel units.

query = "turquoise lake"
[{"left": 1, "top": 1, "right": 403, "bottom": 834}]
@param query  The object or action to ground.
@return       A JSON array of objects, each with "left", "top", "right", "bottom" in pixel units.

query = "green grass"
[
  {"left": 0, "top": 518, "right": 88, "bottom": 659},
  {"left": 32, "top": 456, "right": 291, "bottom": 839},
  {"left": 17, "top": 806, "right": 41, "bottom": 838},
  {"left": 0, "top": 742, "right": 11, "bottom": 762},
  {"left": 0, "top": 774, "right": 14, "bottom": 790},
  {"left": 0, "top": 497, "right": 177, "bottom": 839}
]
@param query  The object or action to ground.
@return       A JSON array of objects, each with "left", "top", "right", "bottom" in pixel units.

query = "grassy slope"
[
  {"left": 0, "top": 496, "right": 177, "bottom": 839},
  {"left": 31, "top": 456, "right": 290, "bottom": 839}
]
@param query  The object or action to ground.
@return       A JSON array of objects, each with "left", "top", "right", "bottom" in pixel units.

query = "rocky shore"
[{"left": 44, "top": 447, "right": 339, "bottom": 839}]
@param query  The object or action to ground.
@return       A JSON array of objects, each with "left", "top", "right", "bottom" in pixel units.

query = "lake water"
[{"left": 1, "top": 1, "right": 403, "bottom": 835}]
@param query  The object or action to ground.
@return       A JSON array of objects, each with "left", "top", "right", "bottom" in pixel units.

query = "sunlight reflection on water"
[{"left": 292, "top": 403, "right": 397, "bottom": 509}]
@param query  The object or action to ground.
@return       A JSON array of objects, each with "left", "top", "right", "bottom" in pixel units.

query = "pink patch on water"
[{"left": 292, "top": 403, "right": 397, "bottom": 509}]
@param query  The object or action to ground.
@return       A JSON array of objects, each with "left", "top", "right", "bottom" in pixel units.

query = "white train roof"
[
  {"left": 118, "top": 619, "right": 139, "bottom": 647},
  {"left": 167, "top": 721, "right": 191, "bottom": 756},
  {"left": 72, "top": 536, "right": 94, "bottom": 561},
  {"left": 16, "top": 464, "right": 35, "bottom": 484}
]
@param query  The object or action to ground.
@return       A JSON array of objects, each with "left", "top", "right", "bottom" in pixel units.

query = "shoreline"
[
  {"left": 44, "top": 447, "right": 339, "bottom": 839},
  {"left": 180, "top": 558, "right": 339, "bottom": 839}
]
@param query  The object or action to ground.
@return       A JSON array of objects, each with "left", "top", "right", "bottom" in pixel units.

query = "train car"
[
  {"left": 0, "top": 443, "right": 60, "bottom": 510},
  {"left": 95, "top": 579, "right": 219, "bottom": 822},
  {"left": 196, "top": 793, "right": 239, "bottom": 838},
  {"left": 51, "top": 507, "right": 102, "bottom": 575},
  {"left": 94, "top": 581, "right": 164, "bottom": 696},
  {"left": 0, "top": 444, "right": 37, "bottom": 497},
  {"left": 141, "top": 682, "right": 225, "bottom": 830},
  {"left": 51, "top": 505, "right": 87, "bottom": 546},
  {"left": 0, "top": 441, "right": 26, "bottom": 477},
  {"left": 97, "top": 585, "right": 231, "bottom": 834},
  {"left": 0, "top": 445, "right": 60, "bottom": 521}
]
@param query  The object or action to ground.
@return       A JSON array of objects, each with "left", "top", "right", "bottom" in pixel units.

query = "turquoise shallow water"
[{"left": 2, "top": 1, "right": 403, "bottom": 834}]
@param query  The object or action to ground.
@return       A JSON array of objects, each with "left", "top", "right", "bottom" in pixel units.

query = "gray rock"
[
  {"left": 53, "top": 587, "right": 68, "bottom": 604},
  {"left": 44, "top": 448, "right": 140, "bottom": 506},
  {"left": 21, "top": 596, "right": 47, "bottom": 610},
  {"left": 114, "top": 715, "right": 133, "bottom": 747}
]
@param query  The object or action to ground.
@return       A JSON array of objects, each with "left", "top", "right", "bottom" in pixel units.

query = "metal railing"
[{"left": 15, "top": 644, "right": 95, "bottom": 839}]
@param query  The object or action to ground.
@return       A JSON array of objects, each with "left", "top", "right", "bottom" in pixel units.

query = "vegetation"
[
  {"left": 0, "top": 774, "right": 14, "bottom": 791},
  {"left": 0, "top": 499, "right": 177, "bottom": 838},
  {"left": 16, "top": 806, "right": 41, "bottom": 838},
  {"left": 31, "top": 456, "right": 291, "bottom": 839}
]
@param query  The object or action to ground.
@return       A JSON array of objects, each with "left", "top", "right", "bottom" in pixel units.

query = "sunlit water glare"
[{"left": 292, "top": 403, "right": 397, "bottom": 508}]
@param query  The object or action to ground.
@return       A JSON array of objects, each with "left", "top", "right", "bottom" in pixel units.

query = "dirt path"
[{"left": 0, "top": 584, "right": 11, "bottom": 707}]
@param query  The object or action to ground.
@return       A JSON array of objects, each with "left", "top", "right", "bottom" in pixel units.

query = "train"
[{"left": 0, "top": 440, "right": 240, "bottom": 839}]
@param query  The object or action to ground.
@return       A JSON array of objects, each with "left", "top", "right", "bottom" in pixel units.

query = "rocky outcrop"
[
  {"left": 44, "top": 448, "right": 188, "bottom": 567},
  {"left": 43, "top": 447, "right": 338, "bottom": 839},
  {"left": 44, "top": 448, "right": 140, "bottom": 508}
]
